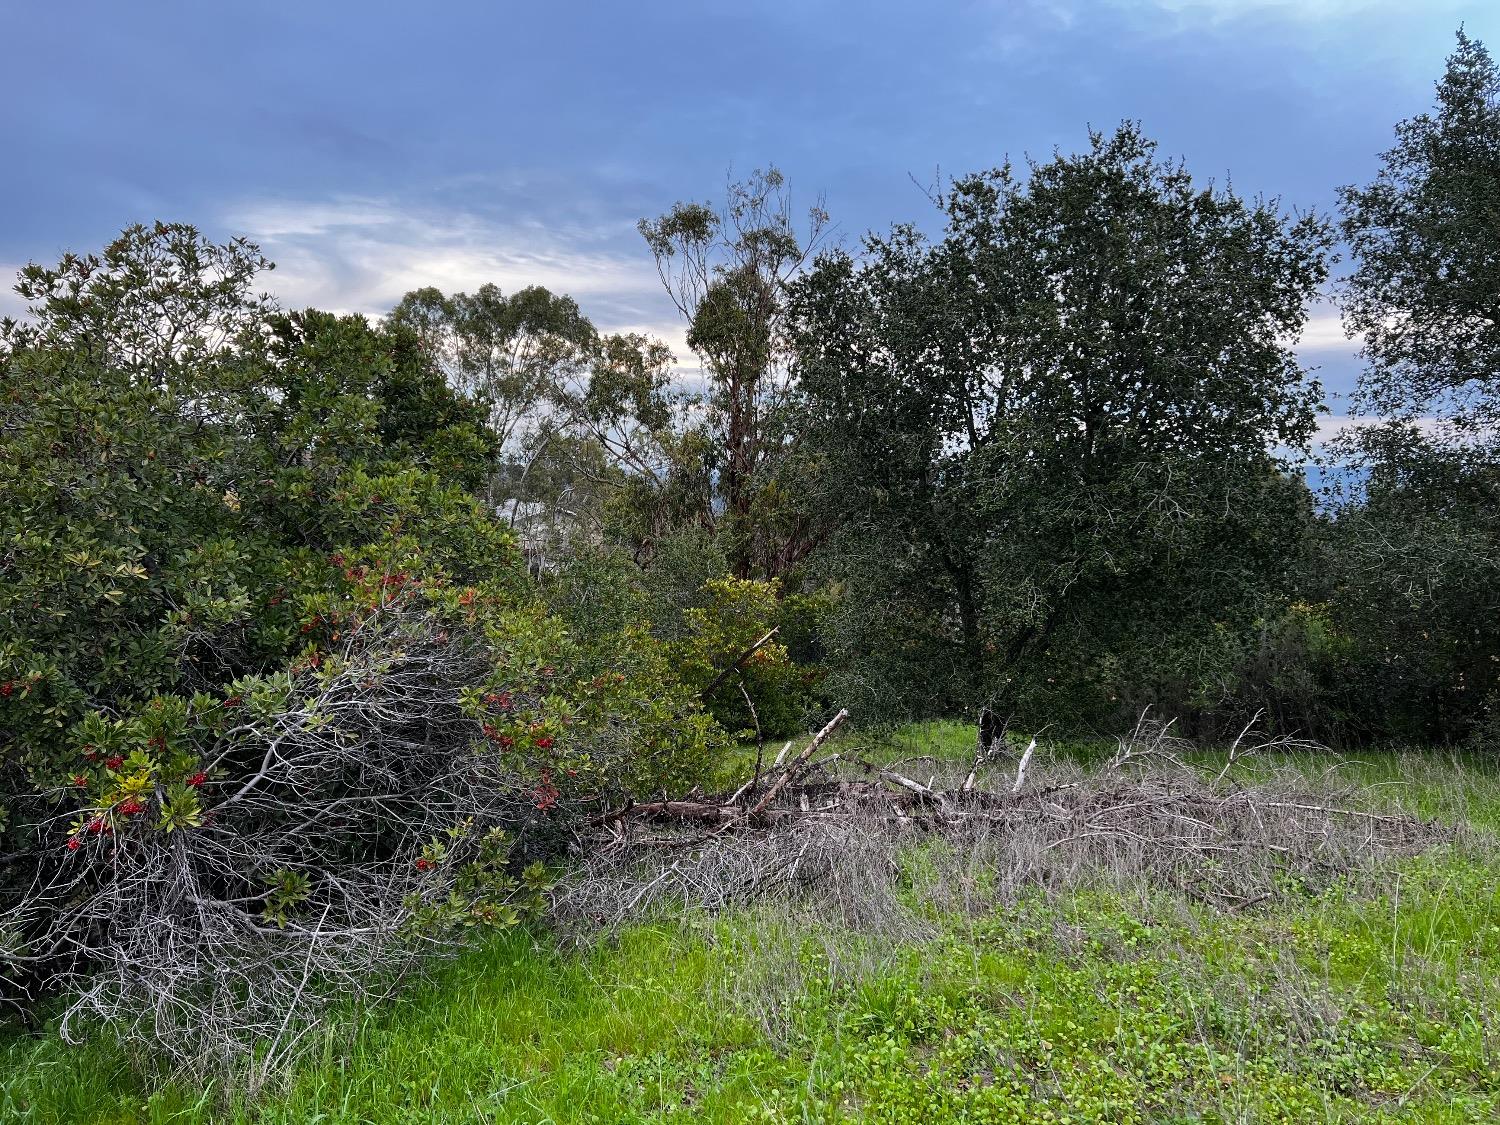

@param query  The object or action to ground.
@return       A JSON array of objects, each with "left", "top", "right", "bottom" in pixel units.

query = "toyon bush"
[{"left": 0, "top": 224, "right": 717, "bottom": 1076}]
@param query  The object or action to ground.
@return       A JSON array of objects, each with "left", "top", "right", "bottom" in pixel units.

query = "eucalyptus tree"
[
  {"left": 387, "top": 283, "right": 598, "bottom": 506},
  {"left": 639, "top": 168, "right": 831, "bottom": 577},
  {"left": 791, "top": 124, "right": 1333, "bottom": 724},
  {"left": 387, "top": 284, "right": 715, "bottom": 569}
]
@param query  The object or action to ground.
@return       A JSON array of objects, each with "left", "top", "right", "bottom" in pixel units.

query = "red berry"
[
  {"left": 105, "top": 755, "right": 124, "bottom": 770},
  {"left": 0, "top": 682, "right": 12, "bottom": 697},
  {"left": 66, "top": 838, "right": 81, "bottom": 851},
  {"left": 185, "top": 772, "right": 207, "bottom": 787},
  {"left": 535, "top": 736, "right": 554, "bottom": 749},
  {"left": 72, "top": 774, "right": 88, "bottom": 787}
]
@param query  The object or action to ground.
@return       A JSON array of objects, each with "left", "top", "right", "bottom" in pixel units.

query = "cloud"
[
  {"left": 1310, "top": 412, "right": 1457, "bottom": 453},
  {"left": 1311, "top": 412, "right": 1376, "bottom": 447},
  {"left": 0, "top": 265, "right": 26, "bottom": 321},
  {"left": 224, "top": 195, "right": 711, "bottom": 387},
  {"left": 605, "top": 321, "right": 709, "bottom": 392},
  {"left": 223, "top": 196, "right": 670, "bottom": 329},
  {"left": 1295, "top": 310, "right": 1360, "bottom": 353}
]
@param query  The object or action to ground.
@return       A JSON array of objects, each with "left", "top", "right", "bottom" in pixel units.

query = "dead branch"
[
  {"left": 700, "top": 627, "right": 780, "bottom": 701},
  {"left": 745, "top": 710, "right": 848, "bottom": 820},
  {"left": 560, "top": 708, "right": 1445, "bottom": 933},
  {"left": 1011, "top": 736, "right": 1038, "bottom": 794}
]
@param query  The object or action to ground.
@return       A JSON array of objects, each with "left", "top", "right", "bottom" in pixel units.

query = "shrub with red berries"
[{"left": 0, "top": 222, "right": 715, "bottom": 1075}]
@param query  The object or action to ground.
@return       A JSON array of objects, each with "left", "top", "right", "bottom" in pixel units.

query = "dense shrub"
[
  {"left": 671, "top": 576, "right": 818, "bottom": 739},
  {"left": 0, "top": 225, "right": 717, "bottom": 1064},
  {"left": 545, "top": 546, "right": 822, "bottom": 741}
]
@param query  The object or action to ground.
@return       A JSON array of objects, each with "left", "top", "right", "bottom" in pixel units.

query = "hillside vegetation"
[{"left": 3, "top": 28, "right": 1500, "bottom": 1124}]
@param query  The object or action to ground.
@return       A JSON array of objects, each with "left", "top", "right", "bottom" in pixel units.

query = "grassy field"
[{"left": 4, "top": 725, "right": 1499, "bottom": 1123}]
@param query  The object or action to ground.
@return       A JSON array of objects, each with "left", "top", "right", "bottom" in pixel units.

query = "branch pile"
[{"left": 557, "top": 711, "right": 1443, "bottom": 928}]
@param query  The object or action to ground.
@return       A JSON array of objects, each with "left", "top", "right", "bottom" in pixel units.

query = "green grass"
[{"left": 5, "top": 731, "right": 1500, "bottom": 1123}]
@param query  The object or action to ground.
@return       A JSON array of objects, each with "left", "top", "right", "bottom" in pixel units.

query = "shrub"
[
  {"left": 672, "top": 576, "right": 818, "bottom": 739},
  {"left": 0, "top": 225, "right": 716, "bottom": 1072}
]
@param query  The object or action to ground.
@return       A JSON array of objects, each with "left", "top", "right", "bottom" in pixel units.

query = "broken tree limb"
[
  {"left": 699, "top": 627, "right": 780, "bottom": 701},
  {"left": 962, "top": 746, "right": 984, "bottom": 793},
  {"left": 879, "top": 768, "right": 941, "bottom": 803},
  {"left": 1011, "top": 736, "right": 1038, "bottom": 794},
  {"left": 728, "top": 739, "right": 791, "bottom": 806},
  {"left": 745, "top": 709, "right": 849, "bottom": 820}
]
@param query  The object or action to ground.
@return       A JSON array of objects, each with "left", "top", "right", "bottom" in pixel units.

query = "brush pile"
[{"left": 556, "top": 710, "right": 1444, "bottom": 928}]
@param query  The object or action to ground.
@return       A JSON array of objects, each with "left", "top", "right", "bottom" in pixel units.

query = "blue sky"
[{"left": 4, "top": 0, "right": 1497, "bottom": 432}]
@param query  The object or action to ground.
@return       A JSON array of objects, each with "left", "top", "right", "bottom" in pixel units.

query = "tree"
[
  {"left": 555, "top": 332, "right": 717, "bottom": 561},
  {"left": 0, "top": 225, "right": 719, "bottom": 1059},
  {"left": 1329, "top": 29, "right": 1500, "bottom": 742},
  {"left": 792, "top": 124, "right": 1332, "bottom": 725},
  {"left": 387, "top": 283, "right": 598, "bottom": 508},
  {"left": 1340, "top": 29, "right": 1500, "bottom": 435},
  {"left": 639, "top": 168, "right": 831, "bottom": 577}
]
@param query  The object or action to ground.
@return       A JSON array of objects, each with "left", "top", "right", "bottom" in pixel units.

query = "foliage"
[
  {"left": 640, "top": 168, "right": 832, "bottom": 577},
  {"left": 0, "top": 225, "right": 499, "bottom": 818},
  {"left": 386, "top": 285, "right": 719, "bottom": 574},
  {"left": 670, "top": 576, "right": 817, "bottom": 739},
  {"left": 1327, "top": 29, "right": 1500, "bottom": 744},
  {"left": 0, "top": 226, "right": 717, "bottom": 1062},
  {"left": 791, "top": 124, "right": 1332, "bottom": 728},
  {"left": 1339, "top": 29, "right": 1500, "bottom": 436},
  {"left": 545, "top": 547, "right": 820, "bottom": 741}
]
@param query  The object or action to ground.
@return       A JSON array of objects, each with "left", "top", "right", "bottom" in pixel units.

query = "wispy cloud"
[
  {"left": 225, "top": 196, "right": 671, "bottom": 330},
  {"left": 225, "top": 195, "right": 708, "bottom": 384},
  {"left": 0, "top": 265, "right": 26, "bottom": 321},
  {"left": 1295, "top": 309, "right": 1360, "bottom": 353},
  {"left": 1311, "top": 412, "right": 1376, "bottom": 448}
]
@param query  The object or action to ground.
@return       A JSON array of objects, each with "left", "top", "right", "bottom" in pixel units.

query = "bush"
[
  {"left": 671, "top": 576, "right": 819, "bottom": 739},
  {"left": 0, "top": 225, "right": 716, "bottom": 1071}
]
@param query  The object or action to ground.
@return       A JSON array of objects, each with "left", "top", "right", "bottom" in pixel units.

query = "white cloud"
[
  {"left": 1295, "top": 310, "right": 1360, "bottom": 353},
  {"left": 1311, "top": 412, "right": 1376, "bottom": 447},
  {"left": 223, "top": 195, "right": 711, "bottom": 387},
  {"left": 1310, "top": 413, "right": 1457, "bottom": 452},
  {"left": 224, "top": 196, "right": 666, "bottom": 324}
]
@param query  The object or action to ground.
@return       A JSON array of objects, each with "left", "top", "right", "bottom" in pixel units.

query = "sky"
[{"left": 4, "top": 0, "right": 1498, "bottom": 438}]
